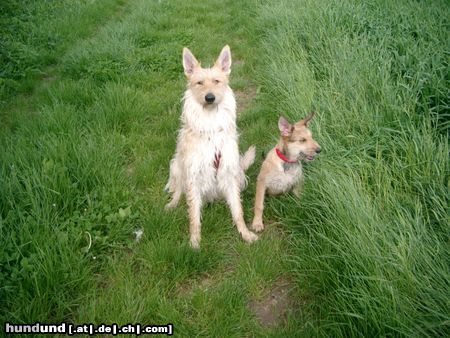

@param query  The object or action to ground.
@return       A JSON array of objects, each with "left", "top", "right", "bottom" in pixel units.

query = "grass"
[
  {"left": 255, "top": 0, "right": 449, "bottom": 336},
  {"left": 0, "top": 0, "right": 127, "bottom": 105},
  {"left": 0, "top": 0, "right": 448, "bottom": 336}
]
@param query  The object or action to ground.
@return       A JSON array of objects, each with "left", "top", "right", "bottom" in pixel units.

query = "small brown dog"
[{"left": 252, "top": 113, "right": 321, "bottom": 232}]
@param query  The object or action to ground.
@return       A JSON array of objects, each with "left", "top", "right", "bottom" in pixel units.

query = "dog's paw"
[
  {"left": 251, "top": 221, "right": 265, "bottom": 233},
  {"left": 241, "top": 230, "right": 258, "bottom": 244},
  {"left": 190, "top": 236, "right": 201, "bottom": 250},
  {"left": 165, "top": 200, "right": 178, "bottom": 211}
]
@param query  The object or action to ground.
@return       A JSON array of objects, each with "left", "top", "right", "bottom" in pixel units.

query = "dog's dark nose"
[
  {"left": 205, "top": 93, "right": 215, "bottom": 103},
  {"left": 315, "top": 148, "right": 321, "bottom": 154}
]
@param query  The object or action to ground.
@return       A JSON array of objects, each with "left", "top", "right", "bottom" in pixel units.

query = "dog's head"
[
  {"left": 182, "top": 45, "right": 231, "bottom": 108},
  {"left": 278, "top": 112, "right": 321, "bottom": 162}
]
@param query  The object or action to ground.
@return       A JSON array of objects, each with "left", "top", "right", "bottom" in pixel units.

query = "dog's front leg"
[
  {"left": 223, "top": 181, "right": 258, "bottom": 244},
  {"left": 186, "top": 184, "right": 202, "bottom": 249},
  {"left": 252, "top": 176, "right": 266, "bottom": 232}
]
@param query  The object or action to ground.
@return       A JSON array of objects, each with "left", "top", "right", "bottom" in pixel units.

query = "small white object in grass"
[{"left": 134, "top": 228, "right": 144, "bottom": 242}]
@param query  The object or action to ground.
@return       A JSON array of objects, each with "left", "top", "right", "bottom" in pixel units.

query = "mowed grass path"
[
  {"left": 1, "top": 0, "right": 299, "bottom": 335},
  {"left": 1, "top": 0, "right": 448, "bottom": 336}
]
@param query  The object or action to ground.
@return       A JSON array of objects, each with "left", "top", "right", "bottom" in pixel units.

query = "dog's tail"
[{"left": 240, "top": 145, "right": 256, "bottom": 172}]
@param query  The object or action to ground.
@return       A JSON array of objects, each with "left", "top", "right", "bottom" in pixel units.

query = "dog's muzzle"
[
  {"left": 205, "top": 93, "right": 215, "bottom": 104},
  {"left": 300, "top": 151, "right": 319, "bottom": 162}
]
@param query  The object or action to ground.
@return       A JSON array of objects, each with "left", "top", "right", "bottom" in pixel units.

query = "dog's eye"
[
  {"left": 214, "top": 79, "right": 220, "bottom": 84},
  {"left": 299, "top": 139, "right": 306, "bottom": 143},
  {"left": 196, "top": 81, "right": 204, "bottom": 85}
]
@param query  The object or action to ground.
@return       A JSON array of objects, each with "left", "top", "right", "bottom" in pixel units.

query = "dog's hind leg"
[
  {"left": 186, "top": 184, "right": 202, "bottom": 249},
  {"left": 223, "top": 181, "right": 258, "bottom": 244},
  {"left": 165, "top": 188, "right": 182, "bottom": 210}
]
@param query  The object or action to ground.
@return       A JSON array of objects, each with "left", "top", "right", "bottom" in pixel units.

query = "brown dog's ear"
[
  {"left": 299, "top": 111, "right": 315, "bottom": 127},
  {"left": 183, "top": 47, "right": 199, "bottom": 77},
  {"left": 215, "top": 45, "right": 232, "bottom": 75},
  {"left": 278, "top": 116, "right": 293, "bottom": 137}
]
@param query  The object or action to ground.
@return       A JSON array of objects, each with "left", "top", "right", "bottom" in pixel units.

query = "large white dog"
[{"left": 165, "top": 45, "right": 258, "bottom": 249}]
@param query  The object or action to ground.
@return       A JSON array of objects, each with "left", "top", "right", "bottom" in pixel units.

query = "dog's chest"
[
  {"left": 192, "top": 129, "right": 238, "bottom": 171},
  {"left": 180, "top": 98, "right": 239, "bottom": 172},
  {"left": 182, "top": 128, "right": 239, "bottom": 201},
  {"left": 177, "top": 93, "right": 240, "bottom": 200},
  {"left": 179, "top": 118, "right": 240, "bottom": 180},
  {"left": 266, "top": 163, "right": 302, "bottom": 195}
]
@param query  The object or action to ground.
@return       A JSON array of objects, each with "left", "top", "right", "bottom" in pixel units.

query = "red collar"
[{"left": 276, "top": 148, "right": 297, "bottom": 164}]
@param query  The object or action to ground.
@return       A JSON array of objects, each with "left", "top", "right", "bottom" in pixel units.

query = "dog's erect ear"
[
  {"left": 183, "top": 47, "right": 199, "bottom": 77},
  {"left": 278, "top": 116, "right": 293, "bottom": 137},
  {"left": 299, "top": 111, "right": 315, "bottom": 127},
  {"left": 215, "top": 45, "right": 232, "bottom": 75}
]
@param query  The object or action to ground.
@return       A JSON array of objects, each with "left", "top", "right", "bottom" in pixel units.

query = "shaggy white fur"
[{"left": 165, "top": 46, "right": 257, "bottom": 249}]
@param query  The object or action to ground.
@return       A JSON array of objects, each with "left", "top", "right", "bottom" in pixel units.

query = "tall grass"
[{"left": 255, "top": 0, "right": 449, "bottom": 335}]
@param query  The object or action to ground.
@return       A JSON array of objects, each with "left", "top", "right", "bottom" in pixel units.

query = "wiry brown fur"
[{"left": 252, "top": 113, "right": 321, "bottom": 232}]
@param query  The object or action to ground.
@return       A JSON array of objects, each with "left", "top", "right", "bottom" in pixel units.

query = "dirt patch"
[
  {"left": 42, "top": 75, "right": 57, "bottom": 83},
  {"left": 40, "top": 65, "right": 58, "bottom": 85},
  {"left": 248, "top": 277, "right": 295, "bottom": 328},
  {"left": 126, "top": 163, "right": 135, "bottom": 177},
  {"left": 177, "top": 274, "right": 215, "bottom": 297},
  {"left": 235, "top": 85, "right": 258, "bottom": 113}
]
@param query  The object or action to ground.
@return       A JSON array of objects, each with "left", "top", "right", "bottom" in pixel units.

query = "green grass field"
[{"left": 1, "top": 0, "right": 448, "bottom": 336}]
